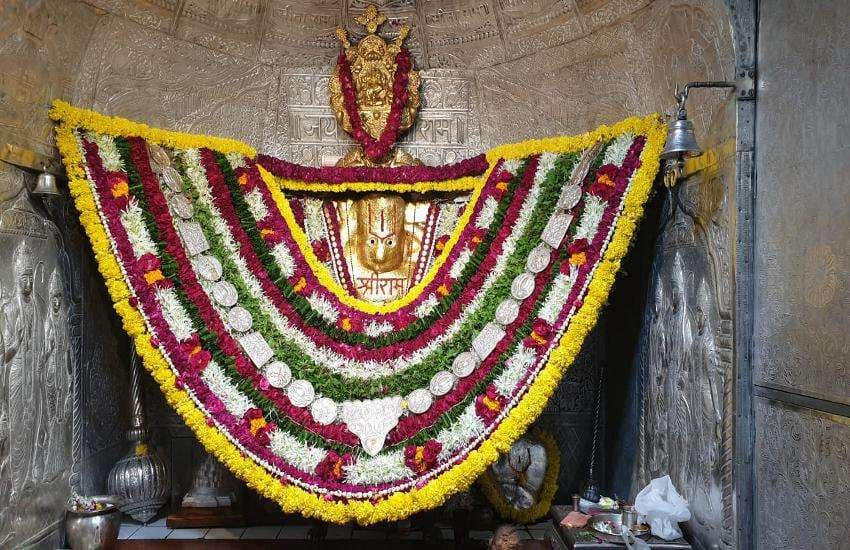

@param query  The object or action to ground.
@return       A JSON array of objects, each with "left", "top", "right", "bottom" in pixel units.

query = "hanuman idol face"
[{"left": 353, "top": 194, "right": 409, "bottom": 274}]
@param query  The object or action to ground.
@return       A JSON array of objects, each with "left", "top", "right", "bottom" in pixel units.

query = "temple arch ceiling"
[{"left": 61, "top": 0, "right": 734, "bottom": 165}]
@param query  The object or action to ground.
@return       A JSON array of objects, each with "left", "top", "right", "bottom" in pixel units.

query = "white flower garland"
[
  {"left": 307, "top": 292, "right": 340, "bottom": 323},
  {"left": 344, "top": 450, "right": 410, "bottom": 485},
  {"left": 602, "top": 133, "right": 634, "bottom": 166},
  {"left": 87, "top": 132, "right": 124, "bottom": 172},
  {"left": 475, "top": 196, "right": 499, "bottom": 229},
  {"left": 449, "top": 248, "right": 473, "bottom": 280},
  {"left": 244, "top": 188, "right": 269, "bottom": 221},
  {"left": 303, "top": 197, "right": 327, "bottom": 242},
  {"left": 120, "top": 200, "right": 159, "bottom": 258},
  {"left": 155, "top": 287, "right": 195, "bottom": 342},
  {"left": 537, "top": 272, "right": 576, "bottom": 324},
  {"left": 414, "top": 293, "right": 439, "bottom": 319},
  {"left": 269, "top": 430, "right": 325, "bottom": 474},
  {"left": 225, "top": 151, "right": 247, "bottom": 169},
  {"left": 436, "top": 404, "right": 484, "bottom": 461},
  {"left": 364, "top": 320, "right": 394, "bottom": 337},
  {"left": 494, "top": 344, "right": 537, "bottom": 398},
  {"left": 201, "top": 362, "right": 254, "bottom": 417},
  {"left": 271, "top": 243, "right": 296, "bottom": 279},
  {"left": 575, "top": 195, "right": 607, "bottom": 241}
]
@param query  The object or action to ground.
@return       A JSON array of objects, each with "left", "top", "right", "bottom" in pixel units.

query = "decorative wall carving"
[
  {"left": 633, "top": 152, "right": 736, "bottom": 550},
  {"left": 754, "top": 0, "right": 850, "bottom": 405},
  {"left": 755, "top": 399, "right": 850, "bottom": 549},
  {"left": 0, "top": 186, "right": 73, "bottom": 548},
  {"left": 0, "top": 0, "right": 98, "bottom": 158},
  {"left": 753, "top": 2, "right": 850, "bottom": 548}
]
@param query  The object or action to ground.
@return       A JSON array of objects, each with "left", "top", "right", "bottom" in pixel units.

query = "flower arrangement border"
[
  {"left": 478, "top": 427, "right": 560, "bottom": 524},
  {"left": 50, "top": 99, "right": 664, "bottom": 525},
  {"left": 256, "top": 153, "right": 487, "bottom": 192}
]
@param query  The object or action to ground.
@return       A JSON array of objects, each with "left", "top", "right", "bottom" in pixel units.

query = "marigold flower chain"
[{"left": 50, "top": 100, "right": 666, "bottom": 525}]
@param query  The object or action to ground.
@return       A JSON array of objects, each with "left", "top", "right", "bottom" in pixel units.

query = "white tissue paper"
[{"left": 634, "top": 475, "right": 691, "bottom": 540}]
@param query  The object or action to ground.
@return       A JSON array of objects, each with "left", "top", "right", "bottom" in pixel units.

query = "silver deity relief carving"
[
  {"left": 0, "top": 190, "right": 73, "bottom": 548},
  {"left": 633, "top": 141, "right": 736, "bottom": 550}
]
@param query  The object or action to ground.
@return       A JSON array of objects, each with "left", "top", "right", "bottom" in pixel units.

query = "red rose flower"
[
  {"left": 180, "top": 334, "right": 212, "bottom": 373},
  {"left": 525, "top": 318, "right": 552, "bottom": 348},
  {"left": 138, "top": 253, "right": 172, "bottom": 289},
  {"left": 338, "top": 316, "right": 363, "bottom": 332},
  {"left": 243, "top": 408, "right": 273, "bottom": 446},
  {"left": 434, "top": 234, "right": 451, "bottom": 252},
  {"left": 475, "top": 385, "right": 506, "bottom": 422},
  {"left": 107, "top": 172, "right": 131, "bottom": 210},
  {"left": 311, "top": 239, "right": 331, "bottom": 263},
  {"left": 315, "top": 450, "right": 353, "bottom": 482},
  {"left": 469, "top": 228, "right": 487, "bottom": 249},
  {"left": 404, "top": 440, "right": 443, "bottom": 473},
  {"left": 437, "top": 277, "right": 455, "bottom": 297},
  {"left": 589, "top": 164, "right": 621, "bottom": 201},
  {"left": 257, "top": 219, "right": 285, "bottom": 245}
]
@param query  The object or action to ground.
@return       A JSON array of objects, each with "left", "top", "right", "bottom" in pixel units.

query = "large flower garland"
[
  {"left": 478, "top": 427, "right": 560, "bottom": 523},
  {"left": 337, "top": 48, "right": 411, "bottom": 160},
  {"left": 50, "top": 100, "right": 665, "bottom": 524}
]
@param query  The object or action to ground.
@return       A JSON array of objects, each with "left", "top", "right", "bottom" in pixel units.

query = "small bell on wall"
[
  {"left": 32, "top": 164, "right": 61, "bottom": 196},
  {"left": 661, "top": 81, "right": 736, "bottom": 187}
]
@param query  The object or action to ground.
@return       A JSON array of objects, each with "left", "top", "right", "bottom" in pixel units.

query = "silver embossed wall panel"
[
  {"left": 754, "top": 1, "right": 850, "bottom": 548},
  {"left": 633, "top": 103, "right": 737, "bottom": 549},
  {"left": 754, "top": 0, "right": 850, "bottom": 406},
  {"left": 0, "top": 185, "right": 73, "bottom": 548},
  {"left": 755, "top": 400, "right": 850, "bottom": 549}
]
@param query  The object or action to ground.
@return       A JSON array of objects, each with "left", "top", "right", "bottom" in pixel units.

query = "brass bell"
[
  {"left": 661, "top": 108, "right": 702, "bottom": 160},
  {"left": 32, "top": 164, "right": 60, "bottom": 196}
]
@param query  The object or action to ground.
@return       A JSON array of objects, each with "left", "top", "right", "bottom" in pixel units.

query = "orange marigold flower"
[
  {"left": 111, "top": 180, "right": 129, "bottom": 198},
  {"left": 248, "top": 415, "right": 267, "bottom": 436},
  {"left": 144, "top": 269, "right": 164, "bottom": 285},
  {"left": 569, "top": 252, "right": 586, "bottom": 266}
]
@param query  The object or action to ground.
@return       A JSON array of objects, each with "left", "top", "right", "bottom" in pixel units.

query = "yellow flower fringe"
[
  {"left": 50, "top": 99, "right": 665, "bottom": 525},
  {"left": 478, "top": 427, "right": 560, "bottom": 524}
]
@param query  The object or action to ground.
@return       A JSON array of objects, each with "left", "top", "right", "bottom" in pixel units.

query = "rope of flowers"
[
  {"left": 337, "top": 48, "right": 411, "bottom": 161},
  {"left": 479, "top": 427, "right": 560, "bottom": 523}
]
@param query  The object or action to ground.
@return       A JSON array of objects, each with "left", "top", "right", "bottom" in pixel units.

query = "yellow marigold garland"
[
  {"left": 478, "top": 427, "right": 560, "bottom": 523},
  {"left": 50, "top": 99, "right": 665, "bottom": 525}
]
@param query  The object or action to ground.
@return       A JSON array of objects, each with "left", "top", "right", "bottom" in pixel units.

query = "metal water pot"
[{"left": 64, "top": 497, "right": 122, "bottom": 550}]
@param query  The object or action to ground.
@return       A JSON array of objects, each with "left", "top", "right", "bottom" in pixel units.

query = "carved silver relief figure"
[
  {"left": 3, "top": 241, "right": 41, "bottom": 506},
  {"left": 0, "top": 188, "right": 74, "bottom": 547},
  {"left": 41, "top": 268, "right": 71, "bottom": 482}
]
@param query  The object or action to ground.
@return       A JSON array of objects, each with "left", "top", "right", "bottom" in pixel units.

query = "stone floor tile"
[
  {"left": 118, "top": 523, "right": 141, "bottom": 540},
  {"left": 167, "top": 528, "right": 209, "bottom": 539},
  {"left": 205, "top": 527, "right": 246, "bottom": 539},
  {"left": 277, "top": 525, "right": 312, "bottom": 539},
  {"left": 242, "top": 525, "right": 282, "bottom": 539},
  {"left": 128, "top": 526, "right": 171, "bottom": 540}
]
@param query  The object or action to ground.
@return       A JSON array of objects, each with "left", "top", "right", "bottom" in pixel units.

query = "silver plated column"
[{"left": 107, "top": 351, "right": 170, "bottom": 523}]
